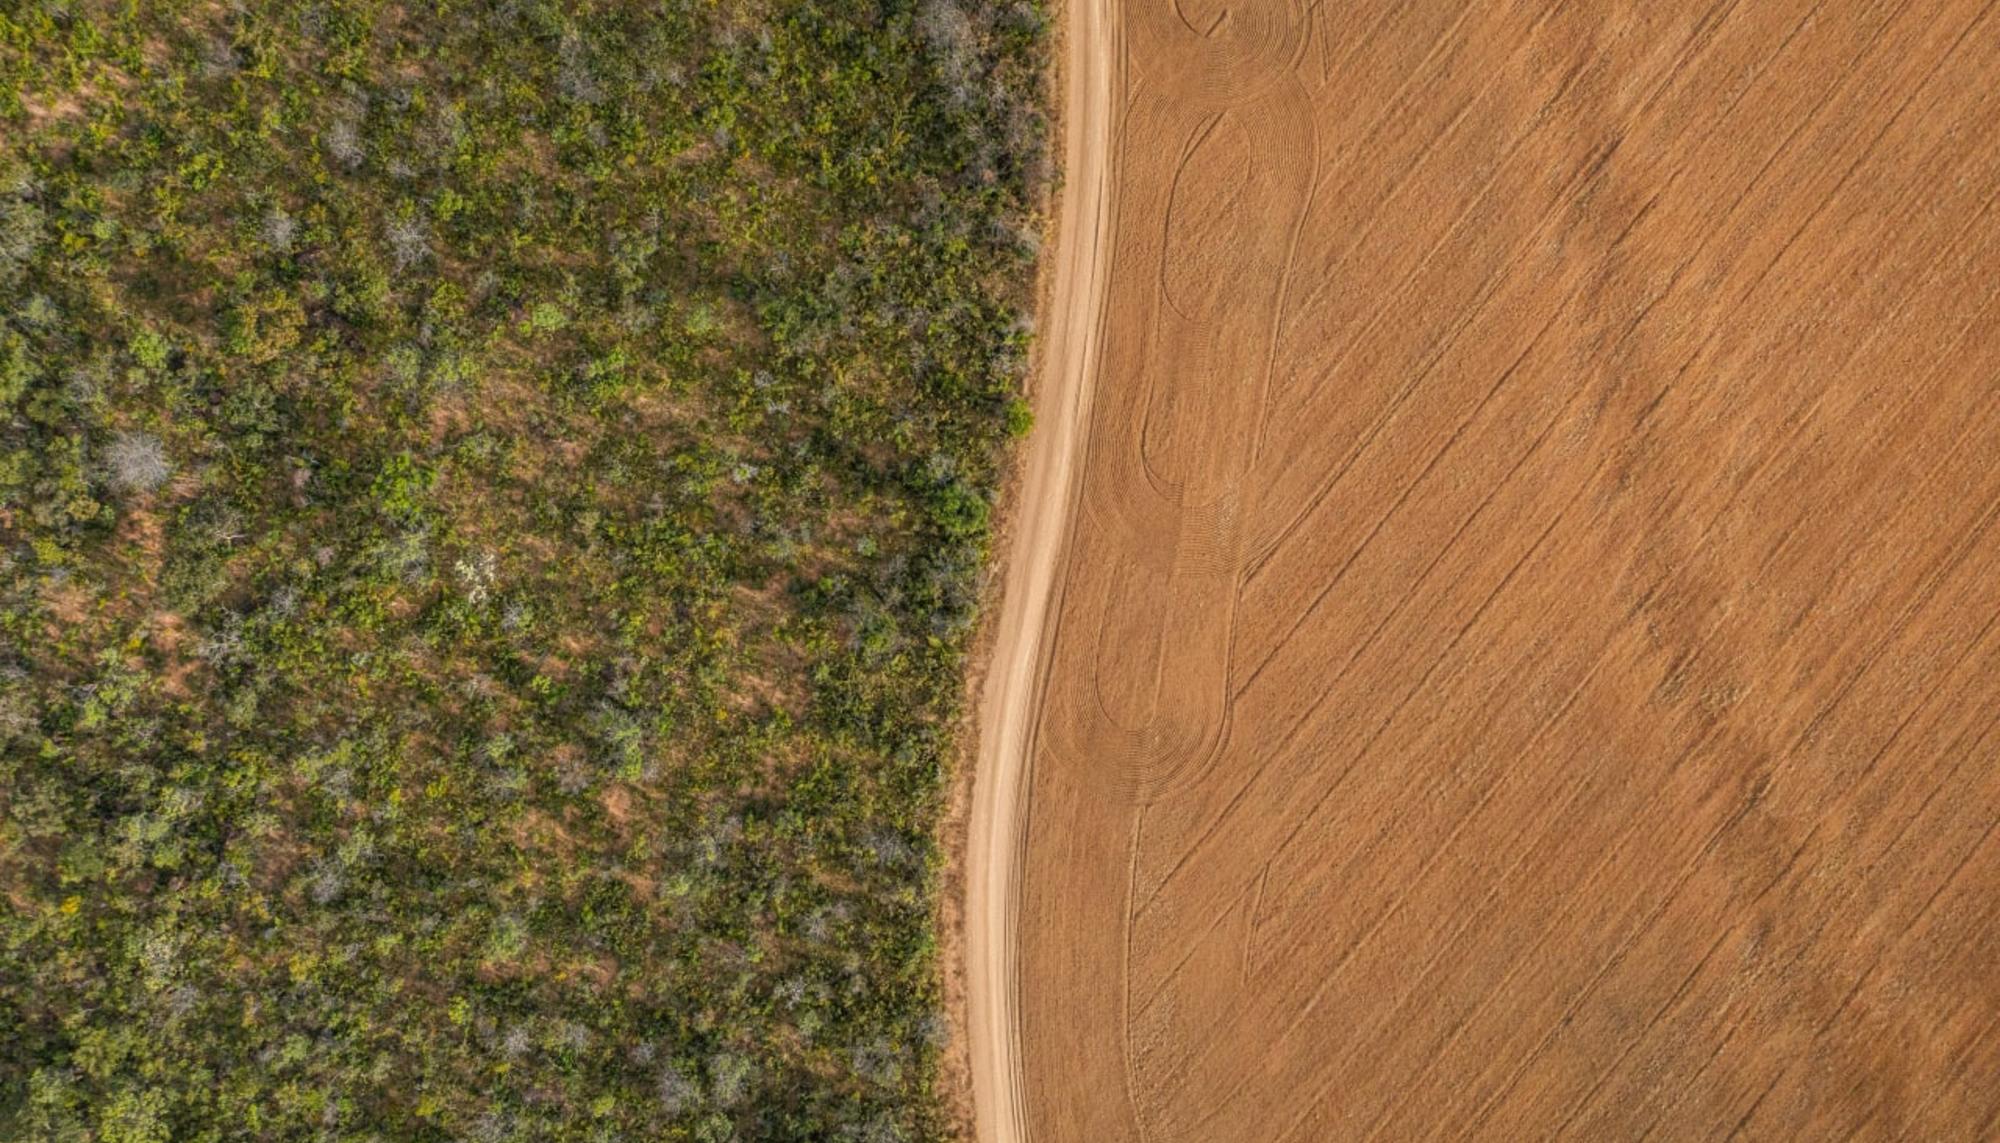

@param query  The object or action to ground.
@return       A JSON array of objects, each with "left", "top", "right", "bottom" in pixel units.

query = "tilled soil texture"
[{"left": 1012, "top": 1, "right": 2000, "bottom": 1138}]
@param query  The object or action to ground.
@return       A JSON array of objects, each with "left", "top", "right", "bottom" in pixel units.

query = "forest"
[{"left": 0, "top": 0, "right": 1046, "bottom": 1138}]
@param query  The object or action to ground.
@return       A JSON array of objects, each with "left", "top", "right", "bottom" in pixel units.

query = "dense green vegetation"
[{"left": 0, "top": 0, "right": 1046, "bottom": 1137}]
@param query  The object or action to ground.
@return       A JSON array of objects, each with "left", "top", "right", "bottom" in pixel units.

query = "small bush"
[{"left": 103, "top": 432, "right": 171, "bottom": 493}]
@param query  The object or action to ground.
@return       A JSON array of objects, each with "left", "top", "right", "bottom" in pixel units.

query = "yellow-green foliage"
[{"left": 0, "top": 0, "right": 1047, "bottom": 1138}]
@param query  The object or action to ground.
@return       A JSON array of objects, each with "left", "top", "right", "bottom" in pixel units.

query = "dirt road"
[
  {"left": 1000, "top": 0, "right": 2000, "bottom": 1139},
  {"left": 962, "top": 0, "right": 1116, "bottom": 1140}
]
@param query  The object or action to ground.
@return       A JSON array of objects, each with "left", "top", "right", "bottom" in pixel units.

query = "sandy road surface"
[
  {"left": 963, "top": 0, "right": 1116, "bottom": 1140},
  {"left": 1005, "top": 0, "right": 2000, "bottom": 1139}
]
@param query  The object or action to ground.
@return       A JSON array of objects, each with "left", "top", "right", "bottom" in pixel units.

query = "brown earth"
[
  {"left": 964, "top": 0, "right": 1117, "bottom": 1135},
  {"left": 991, "top": 0, "right": 2000, "bottom": 1138}
]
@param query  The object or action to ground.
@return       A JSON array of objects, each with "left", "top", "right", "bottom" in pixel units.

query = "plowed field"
[{"left": 995, "top": 0, "right": 2000, "bottom": 1137}]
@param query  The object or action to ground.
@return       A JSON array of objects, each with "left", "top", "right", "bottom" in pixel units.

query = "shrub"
[
  {"left": 0, "top": 0, "right": 1049, "bottom": 1136},
  {"left": 103, "top": 432, "right": 171, "bottom": 493}
]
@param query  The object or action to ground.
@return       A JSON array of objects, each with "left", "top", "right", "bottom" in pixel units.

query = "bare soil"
[
  {"left": 963, "top": 0, "right": 1117, "bottom": 1137},
  {"left": 996, "top": 0, "right": 2000, "bottom": 1138}
]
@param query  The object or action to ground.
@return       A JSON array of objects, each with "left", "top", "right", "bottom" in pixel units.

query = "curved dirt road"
[{"left": 963, "top": 0, "right": 1117, "bottom": 1139}]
